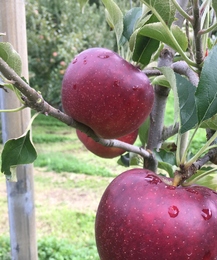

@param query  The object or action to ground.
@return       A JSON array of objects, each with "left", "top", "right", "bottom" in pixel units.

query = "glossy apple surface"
[
  {"left": 61, "top": 48, "right": 154, "bottom": 139},
  {"left": 76, "top": 129, "right": 138, "bottom": 158},
  {"left": 95, "top": 168, "right": 217, "bottom": 260}
]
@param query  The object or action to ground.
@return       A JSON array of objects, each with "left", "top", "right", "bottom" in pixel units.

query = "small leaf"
[
  {"left": 1, "top": 130, "right": 37, "bottom": 176},
  {"left": 141, "top": 0, "right": 176, "bottom": 27},
  {"left": 195, "top": 45, "right": 217, "bottom": 124},
  {"left": 0, "top": 42, "right": 22, "bottom": 75},
  {"left": 200, "top": 114, "right": 217, "bottom": 130},
  {"left": 154, "top": 149, "right": 176, "bottom": 177},
  {"left": 117, "top": 152, "right": 140, "bottom": 167},
  {"left": 151, "top": 75, "right": 170, "bottom": 88},
  {"left": 158, "top": 67, "right": 179, "bottom": 125},
  {"left": 101, "top": 0, "right": 123, "bottom": 43},
  {"left": 139, "top": 117, "right": 150, "bottom": 145},
  {"left": 139, "top": 23, "right": 188, "bottom": 53},
  {"left": 175, "top": 74, "right": 197, "bottom": 133}
]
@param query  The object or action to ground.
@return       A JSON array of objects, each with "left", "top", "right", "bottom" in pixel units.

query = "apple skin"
[
  {"left": 95, "top": 168, "right": 217, "bottom": 260},
  {"left": 61, "top": 47, "right": 154, "bottom": 139},
  {"left": 76, "top": 129, "right": 138, "bottom": 158}
]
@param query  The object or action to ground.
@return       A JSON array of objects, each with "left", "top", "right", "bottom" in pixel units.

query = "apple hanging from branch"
[
  {"left": 76, "top": 128, "right": 138, "bottom": 158},
  {"left": 61, "top": 47, "right": 154, "bottom": 139}
]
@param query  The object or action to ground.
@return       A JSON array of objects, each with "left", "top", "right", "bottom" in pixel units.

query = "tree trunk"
[{"left": 0, "top": 0, "right": 38, "bottom": 259}]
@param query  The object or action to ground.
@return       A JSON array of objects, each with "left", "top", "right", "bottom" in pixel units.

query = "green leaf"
[
  {"left": 101, "top": 0, "right": 123, "bottom": 43},
  {"left": 141, "top": 0, "right": 176, "bottom": 27},
  {"left": 78, "top": 0, "right": 89, "bottom": 13},
  {"left": 1, "top": 130, "right": 37, "bottom": 176},
  {"left": 123, "top": 7, "right": 142, "bottom": 40},
  {"left": 139, "top": 23, "right": 188, "bottom": 53},
  {"left": 200, "top": 114, "right": 217, "bottom": 130},
  {"left": 139, "top": 117, "right": 150, "bottom": 145},
  {"left": 154, "top": 149, "right": 176, "bottom": 177},
  {"left": 175, "top": 74, "right": 197, "bottom": 133},
  {"left": 0, "top": 42, "right": 22, "bottom": 76},
  {"left": 212, "top": 0, "right": 217, "bottom": 14},
  {"left": 158, "top": 67, "right": 179, "bottom": 125},
  {"left": 130, "top": 15, "right": 160, "bottom": 66},
  {"left": 151, "top": 75, "right": 170, "bottom": 88},
  {"left": 117, "top": 152, "right": 140, "bottom": 167},
  {"left": 195, "top": 45, "right": 217, "bottom": 124}
]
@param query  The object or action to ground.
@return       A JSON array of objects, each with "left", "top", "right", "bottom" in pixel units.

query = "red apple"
[
  {"left": 95, "top": 168, "right": 217, "bottom": 260},
  {"left": 76, "top": 129, "right": 138, "bottom": 158},
  {"left": 61, "top": 47, "right": 154, "bottom": 139}
]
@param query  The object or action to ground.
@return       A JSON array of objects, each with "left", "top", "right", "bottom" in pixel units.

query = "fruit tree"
[{"left": 1, "top": 0, "right": 217, "bottom": 259}]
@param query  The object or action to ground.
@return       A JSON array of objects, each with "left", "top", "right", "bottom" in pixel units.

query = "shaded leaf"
[
  {"left": 130, "top": 15, "right": 160, "bottom": 66},
  {"left": 101, "top": 0, "right": 123, "bottom": 43},
  {"left": 175, "top": 74, "right": 197, "bottom": 133},
  {"left": 123, "top": 7, "right": 142, "bottom": 40},
  {"left": 212, "top": 0, "right": 217, "bottom": 14},
  {"left": 158, "top": 67, "right": 179, "bottom": 125},
  {"left": 1, "top": 130, "right": 37, "bottom": 176},
  {"left": 139, "top": 117, "right": 150, "bottom": 145},
  {"left": 200, "top": 114, "right": 217, "bottom": 130},
  {"left": 0, "top": 42, "right": 22, "bottom": 75},
  {"left": 117, "top": 152, "right": 140, "bottom": 167},
  {"left": 151, "top": 75, "right": 170, "bottom": 88},
  {"left": 154, "top": 149, "right": 176, "bottom": 177},
  {"left": 195, "top": 45, "right": 217, "bottom": 124}
]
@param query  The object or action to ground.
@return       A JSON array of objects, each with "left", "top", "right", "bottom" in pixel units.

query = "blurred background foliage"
[{"left": 26, "top": 0, "right": 140, "bottom": 107}]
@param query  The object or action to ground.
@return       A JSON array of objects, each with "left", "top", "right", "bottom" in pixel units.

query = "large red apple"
[
  {"left": 61, "top": 48, "right": 154, "bottom": 139},
  {"left": 76, "top": 129, "right": 138, "bottom": 158},
  {"left": 95, "top": 168, "right": 217, "bottom": 260}
]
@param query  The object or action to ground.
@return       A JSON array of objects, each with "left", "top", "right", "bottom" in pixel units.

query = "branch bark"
[{"left": 0, "top": 57, "right": 152, "bottom": 159}]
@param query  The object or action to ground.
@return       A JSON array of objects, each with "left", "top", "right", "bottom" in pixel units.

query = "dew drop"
[
  {"left": 98, "top": 54, "right": 110, "bottom": 59},
  {"left": 165, "top": 185, "right": 176, "bottom": 191},
  {"left": 201, "top": 209, "right": 212, "bottom": 220},
  {"left": 113, "top": 80, "right": 120, "bottom": 87},
  {"left": 185, "top": 188, "right": 199, "bottom": 195},
  {"left": 83, "top": 59, "right": 87, "bottom": 65},
  {"left": 168, "top": 205, "right": 179, "bottom": 218},
  {"left": 144, "top": 174, "right": 162, "bottom": 184},
  {"left": 132, "top": 85, "right": 139, "bottom": 91},
  {"left": 72, "top": 58, "right": 77, "bottom": 64}
]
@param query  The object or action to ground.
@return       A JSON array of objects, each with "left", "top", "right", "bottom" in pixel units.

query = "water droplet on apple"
[
  {"left": 201, "top": 208, "right": 212, "bottom": 220},
  {"left": 144, "top": 174, "right": 162, "bottom": 184},
  {"left": 185, "top": 188, "right": 199, "bottom": 195},
  {"left": 165, "top": 185, "right": 176, "bottom": 190},
  {"left": 72, "top": 58, "right": 77, "bottom": 64},
  {"left": 168, "top": 205, "right": 179, "bottom": 218},
  {"left": 132, "top": 85, "right": 139, "bottom": 91},
  {"left": 113, "top": 80, "right": 120, "bottom": 87},
  {"left": 73, "top": 84, "right": 77, "bottom": 90},
  {"left": 98, "top": 54, "right": 110, "bottom": 59},
  {"left": 83, "top": 59, "right": 87, "bottom": 65}
]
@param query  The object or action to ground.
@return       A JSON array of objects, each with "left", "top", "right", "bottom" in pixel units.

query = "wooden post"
[{"left": 0, "top": 0, "right": 38, "bottom": 259}]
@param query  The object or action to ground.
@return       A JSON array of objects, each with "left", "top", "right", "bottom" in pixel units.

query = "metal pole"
[{"left": 0, "top": 0, "right": 38, "bottom": 259}]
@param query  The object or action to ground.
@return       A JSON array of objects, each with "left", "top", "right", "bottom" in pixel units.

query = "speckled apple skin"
[
  {"left": 61, "top": 48, "right": 154, "bottom": 139},
  {"left": 95, "top": 169, "right": 217, "bottom": 260},
  {"left": 76, "top": 129, "right": 138, "bottom": 158}
]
